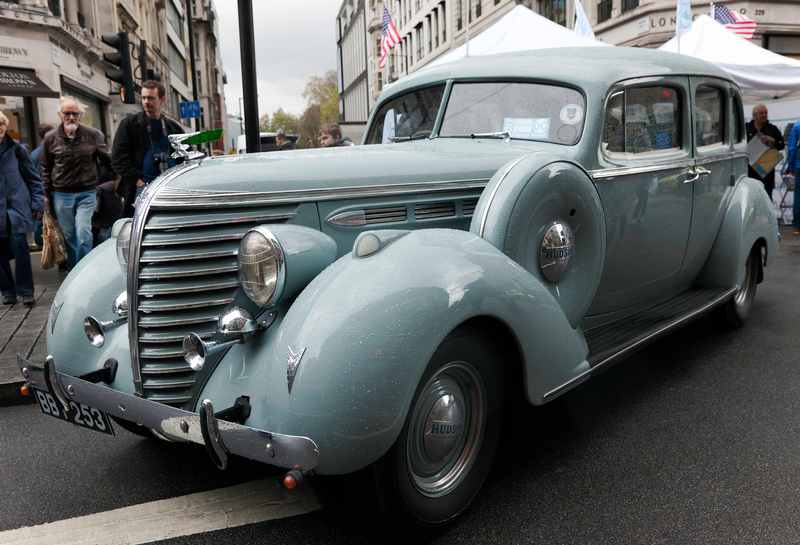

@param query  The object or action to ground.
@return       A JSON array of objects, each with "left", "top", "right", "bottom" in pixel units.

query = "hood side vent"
[
  {"left": 415, "top": 202, "right": 456, "bottom": 220},
  {"left": 462, "top": 198, "right": 479, "bottom": 216},
  {"left": 364, "top": 206, "right": 407, "bottom": 224}
]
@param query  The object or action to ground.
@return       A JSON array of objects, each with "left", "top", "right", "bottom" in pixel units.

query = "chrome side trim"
[
  {"left": 542, "top": 287, "right": 737, "bottom": 401},
  {"left": 151, "top": 179, "right": 491, "bottom": 208},
  {"left": 18, "top": 355, "right": 320, "bottom": 470},
  {"left": 590, "top": 159, "right": 695, "bottom": 179},
  {"left": 144, "top": 212, "right": 297, "bottom": 230},
  {"left": 479, "top": 153, "right": 538, "bottom": 238},
  {"left": 128, "top": 163, "right": 200, "bottom": 397},
  {"left": 696, "top": 151, "right": 747, "bottom": 165}
]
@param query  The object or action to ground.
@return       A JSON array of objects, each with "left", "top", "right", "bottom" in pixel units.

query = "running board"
[{"left": 543, "top": 286, "right": 737, "bottom": 401}]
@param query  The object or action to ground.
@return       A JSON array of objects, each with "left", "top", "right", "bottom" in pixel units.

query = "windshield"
[
  {"left": 440, "top": 82, "right": 586, "bottom": 145},
  {"left": 365, "top": 85, "right": 446, "bottom": 144}
]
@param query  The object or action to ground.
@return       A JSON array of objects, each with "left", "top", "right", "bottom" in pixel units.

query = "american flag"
[
  {"left": 713, "top": 5, "right": 756, "bottom": 40},
  {"left": 379, "top": 5, "right": 401, "bottom": 69}
]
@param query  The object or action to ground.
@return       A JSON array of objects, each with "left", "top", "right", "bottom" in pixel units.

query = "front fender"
[
  {"left": 200, "top": 229, "right": 589, "bottom": 474},
  {"left": 45, "top": 240, "right": 135, "bottom": 393},
  {"left": 698, "top": 176, "right": 779, "bottom": 288}
]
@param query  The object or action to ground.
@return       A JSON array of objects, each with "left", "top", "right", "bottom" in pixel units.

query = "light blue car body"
[{"left": 41, "top": 47, "right": 777, "bottom": 475}]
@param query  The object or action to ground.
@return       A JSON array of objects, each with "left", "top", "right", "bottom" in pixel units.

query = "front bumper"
[{"left": 18, "top": 355, "right": 319, "bottom": 471}]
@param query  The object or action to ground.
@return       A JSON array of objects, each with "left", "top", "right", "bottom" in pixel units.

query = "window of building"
[
  {"left": 765, "top": 35, "right": 800, "bottom": 60},
  {"left": 602, "top": 86, "right": 682, "bottom": 156},
  {"left": 171, "top": 87, "right": 181, "bottom": 119},
  {"left": 416, "top": 0, "right": 422, "bottom": 11},
  {"left": 378, "top": 71, "right": 383, "bottom": 91},
  {"left": 433, "top": 11, "right": 439, "bottom": 48},
  {"left": 621, "top": 0, "right": 638, "bottom": 12},
  {"left": 441, "top": 2, "right": 446, "bottom": 41},
  {"left": 166, "top": 0, "right": 184, "bottom": 40},
  {"left": 48, "top": 0, "right": 60, "bottom": 16},
  {"left": 169, "top": 41, "right": 187, "bottom": 83},
  {"left": 695, "top": 86, "right": 724, "bottom": 148},
  {"left": 427, "top": 15, "right": 432, "bottom": 51},
  {"left": 539, "top": 0, "right": 566, "bottom": 26},
  {"left": 196, "top": 70, "right": 202, "bottom": 94},
  {"left": 416, "top": 25, "right": 424, "bottom": 59},
  {"left": 597, "top": 0, "right": 612, "bottom": 23},
  {"left": 457, "top": 0, "right": 462, "bottom": 30},
  {"left": 195, "top": 33, "right": 201, "bottom": 58},
  {"left": 475, "top": 0, "right": 481, "bottom": 18}
]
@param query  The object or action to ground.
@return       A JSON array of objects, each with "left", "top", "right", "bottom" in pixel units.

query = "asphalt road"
[{"left": 1, "top": 226, "right": 798, "bottom": 544}]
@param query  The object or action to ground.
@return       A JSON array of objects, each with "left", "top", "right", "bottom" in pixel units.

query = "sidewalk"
[{"left": 0, "top": 251, "right": 67, "bottom": 407}]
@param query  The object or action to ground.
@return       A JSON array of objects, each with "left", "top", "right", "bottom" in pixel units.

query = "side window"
[
  {"left": 602, "top": 86, "right": 681, "bottom": 158},
  {"left": 695, "top": 86, "right": 725, "bottom": 148},
  {"left": 732, "top": 92, "right": 745, "bottom": 144}
]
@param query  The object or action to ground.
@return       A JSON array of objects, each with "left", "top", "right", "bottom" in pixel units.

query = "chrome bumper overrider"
[{"left": 18, "top": 355, "right": 319, "bottom": 471}]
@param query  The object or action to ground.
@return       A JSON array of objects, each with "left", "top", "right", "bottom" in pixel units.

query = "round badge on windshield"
[{"left": 540, "top": 223, "right": 574, "bottom": 283}]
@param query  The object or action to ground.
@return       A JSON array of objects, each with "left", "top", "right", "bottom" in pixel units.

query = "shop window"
[{"left": 61, "top": 83, "right": 104, "bottom": 133}]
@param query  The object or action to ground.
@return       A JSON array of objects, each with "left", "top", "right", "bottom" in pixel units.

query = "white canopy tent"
[
  {"left": 659, "top": 15, "right": 800, "bottom": 102},
  {"left": 423, "top": 5, "right": 611, "bottom": 70}
]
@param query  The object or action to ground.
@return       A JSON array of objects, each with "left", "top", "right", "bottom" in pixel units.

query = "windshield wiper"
[
  {"left": 388, "top": 134, "right": 429, "bottom": 142},
  {"left": 448, "top": 131, "right": 510, "bottom": 140}
]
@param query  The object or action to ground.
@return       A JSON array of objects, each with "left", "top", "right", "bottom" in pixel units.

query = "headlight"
[
  {"left": 237, "top": 226, "right": 285, "bottom": 308},
  {"left": 116, "top": 220, "right": 132, "bottom": 271}
]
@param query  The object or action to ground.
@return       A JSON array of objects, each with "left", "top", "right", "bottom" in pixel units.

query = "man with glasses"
[{"left": 41, "top": 97, "right": 114, "bottom": 270}]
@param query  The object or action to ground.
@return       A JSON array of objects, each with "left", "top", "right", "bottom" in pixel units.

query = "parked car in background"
[
  {"left": 20, "top": 47, "right": 777, "bottom": 538},
  {"left": 236, "top": 132, "right": 300, "bottom": 153}
]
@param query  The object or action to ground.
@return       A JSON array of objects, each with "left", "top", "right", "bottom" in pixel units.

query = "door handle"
[{"left": 684, "top": 169, "right": 710, "bottom": 184}]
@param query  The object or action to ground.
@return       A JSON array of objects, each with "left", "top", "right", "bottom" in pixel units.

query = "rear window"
[{"left": 439, "top": 82, "right": 585, "bottom": 145}]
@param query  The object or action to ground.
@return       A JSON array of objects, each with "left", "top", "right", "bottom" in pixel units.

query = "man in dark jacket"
[
  {"left": 746, "top": 104, "right": 785, "bottom": 200},
  {"left": 0, "top": 112, "right": 45, "bottom": 306},
  {"left": 112, "top": 80, "right": 184, "bottom": 217},
  {"left": 41, "top": 97, "right": 113, "bottom": 270},
  {"left": 276, "top": 133, "right": 296, "bottom": 151}
]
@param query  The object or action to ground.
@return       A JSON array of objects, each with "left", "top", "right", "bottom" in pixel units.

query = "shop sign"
[{"left": 0, "top": 45, "right": 29, "bottom": 60}]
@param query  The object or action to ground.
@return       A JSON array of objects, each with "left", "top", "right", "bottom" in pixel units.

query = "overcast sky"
[{"left": 215, "top": 0, "right": 340, "bottom": 122}]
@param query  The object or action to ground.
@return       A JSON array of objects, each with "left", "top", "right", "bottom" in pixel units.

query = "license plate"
[{"left": 32, "top": 388, "right": 114, "bottom": 436}]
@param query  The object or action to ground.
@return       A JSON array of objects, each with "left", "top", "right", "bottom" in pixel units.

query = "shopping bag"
[{"left": 41, "top": 210, "right": 67, "bottom": 270}]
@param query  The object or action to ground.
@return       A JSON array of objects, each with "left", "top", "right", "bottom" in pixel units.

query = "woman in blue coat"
[{"left": 0, "top": 112, "right": 45, "bottom": 306}]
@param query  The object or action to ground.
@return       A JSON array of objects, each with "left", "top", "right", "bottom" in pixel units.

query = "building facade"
[
  {"left": 337, "top": 0, "right": 800, "bottom": 126},
  {"left": 0, "top": 0, "right": 116, "bottom": 149},
  {"left": 190, "top": 0, "right": 228, "bottom": 153}
]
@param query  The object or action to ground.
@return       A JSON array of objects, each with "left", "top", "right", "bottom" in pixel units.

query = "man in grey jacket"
[{"left": 41, "top": 97, "right": 113, "bottom": 270}]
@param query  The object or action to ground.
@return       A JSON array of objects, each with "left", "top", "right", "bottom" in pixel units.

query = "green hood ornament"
[{"left": 169, "top": 128, "right": 223, "bottom": 161}]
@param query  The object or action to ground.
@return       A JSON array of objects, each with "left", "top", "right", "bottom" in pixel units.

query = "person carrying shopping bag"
[{"left": 0, "top": 111, "right": 45, "bottom": 306}]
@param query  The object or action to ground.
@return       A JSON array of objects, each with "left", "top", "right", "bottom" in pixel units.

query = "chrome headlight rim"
[
  {"left": 115, "top": 219, "right": 132, "bottom": 272},
  {"left": 237, "top": 225, "right": 286, "bottom": 308}
]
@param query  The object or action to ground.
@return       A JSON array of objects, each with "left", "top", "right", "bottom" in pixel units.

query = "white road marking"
[{"left": 0, "top": 477, "right": 322, "bottom": 545}]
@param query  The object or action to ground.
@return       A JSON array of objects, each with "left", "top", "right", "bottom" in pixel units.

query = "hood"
[{"left": 163, "top": 139, "right": 552, "bottom": 197}]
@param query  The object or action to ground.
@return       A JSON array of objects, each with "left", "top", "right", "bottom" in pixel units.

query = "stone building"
[{"left": 189, "top": 0, "right": 228, "bottom": 154}]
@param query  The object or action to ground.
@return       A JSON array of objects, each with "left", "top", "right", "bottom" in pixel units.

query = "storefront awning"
[{"left": 0, "top": 68, "right": 60, "bottom": 98}]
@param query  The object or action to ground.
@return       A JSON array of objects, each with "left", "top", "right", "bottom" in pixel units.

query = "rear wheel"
[
  {"left": 354, "top": 327, "right": 503, "bottom": 539},
  {"left": 715, "top": 246, "right": 759, "bottom": 329}
]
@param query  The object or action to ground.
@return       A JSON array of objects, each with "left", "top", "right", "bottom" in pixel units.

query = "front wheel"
[
  {"left": 715, "top": 246, "right": 759, "bottom": 329},
  {"left": 354, "top": 327, "right": 504, "bottom": 539}
]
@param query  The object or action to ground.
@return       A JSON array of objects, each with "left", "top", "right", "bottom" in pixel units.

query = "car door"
[
  {"left": 587, "top": 77, "right": 695, "bottom": 316},
  {"left": 674, "top": 78, "right": 739, "bottom": 288}
]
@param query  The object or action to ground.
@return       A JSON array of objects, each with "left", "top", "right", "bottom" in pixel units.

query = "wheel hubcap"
[{"left": 406, "top": 362, "right": 485, "bottom": 498}]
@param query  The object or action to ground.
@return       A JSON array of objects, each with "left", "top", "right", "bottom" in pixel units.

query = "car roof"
[{"left": 380, "top": 47, "right": 735, "bottom": 101}]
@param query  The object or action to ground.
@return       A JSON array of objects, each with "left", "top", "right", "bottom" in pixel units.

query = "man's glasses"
[{"left": 61, "top": 111, "right": 81, "bottom": 118}]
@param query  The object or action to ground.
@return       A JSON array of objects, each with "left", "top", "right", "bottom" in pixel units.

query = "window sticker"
[
  {"left": 560, "top": 104, "right": 583, "bottom": 125},
  {"left": 503, "top": 118, "right": 550, "bottom": 140}
]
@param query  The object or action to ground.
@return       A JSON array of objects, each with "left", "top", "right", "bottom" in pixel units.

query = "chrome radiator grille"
[{"left": 134, "top": 202, "right": 297, "bottom": 407}]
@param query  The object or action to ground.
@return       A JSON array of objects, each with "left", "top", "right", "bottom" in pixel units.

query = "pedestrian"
[
  {"left": 92, "top": 179, "right": 123, "bottom": 247},
  {"left": 0, "top": 111, "right": 45, "bottom": 306},
  {"left": 786, "top": 120, "right": 800, "bottom": 235},
  {"left": 29, "top": 123, "right": 54, "bottom": 176},
  {"left": 318, "top": 123, "right": 355, "bottom": 148},
  {"left": 112, "top": 80, "right": 184, "bottom": 217},
  {"left": 40, "top": 97, "right": 114, "bottom": 271},
  {"left": 275, "top": 133, "right": 296, "bottom": 151},
  {"left": 746, "top": 104, "right": 785, "bottom": 200}
]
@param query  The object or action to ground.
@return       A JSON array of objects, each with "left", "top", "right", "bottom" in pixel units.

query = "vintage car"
[{"left": 19, "top": 47, "right": 777, "bottom": 537}]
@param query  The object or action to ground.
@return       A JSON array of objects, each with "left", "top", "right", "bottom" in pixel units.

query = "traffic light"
[
  {"left": 138, "top": 41, "right": 161, "bottom": 82},
  {"left": 102, "top": 32, "right": 135, "bottom": 104}
]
